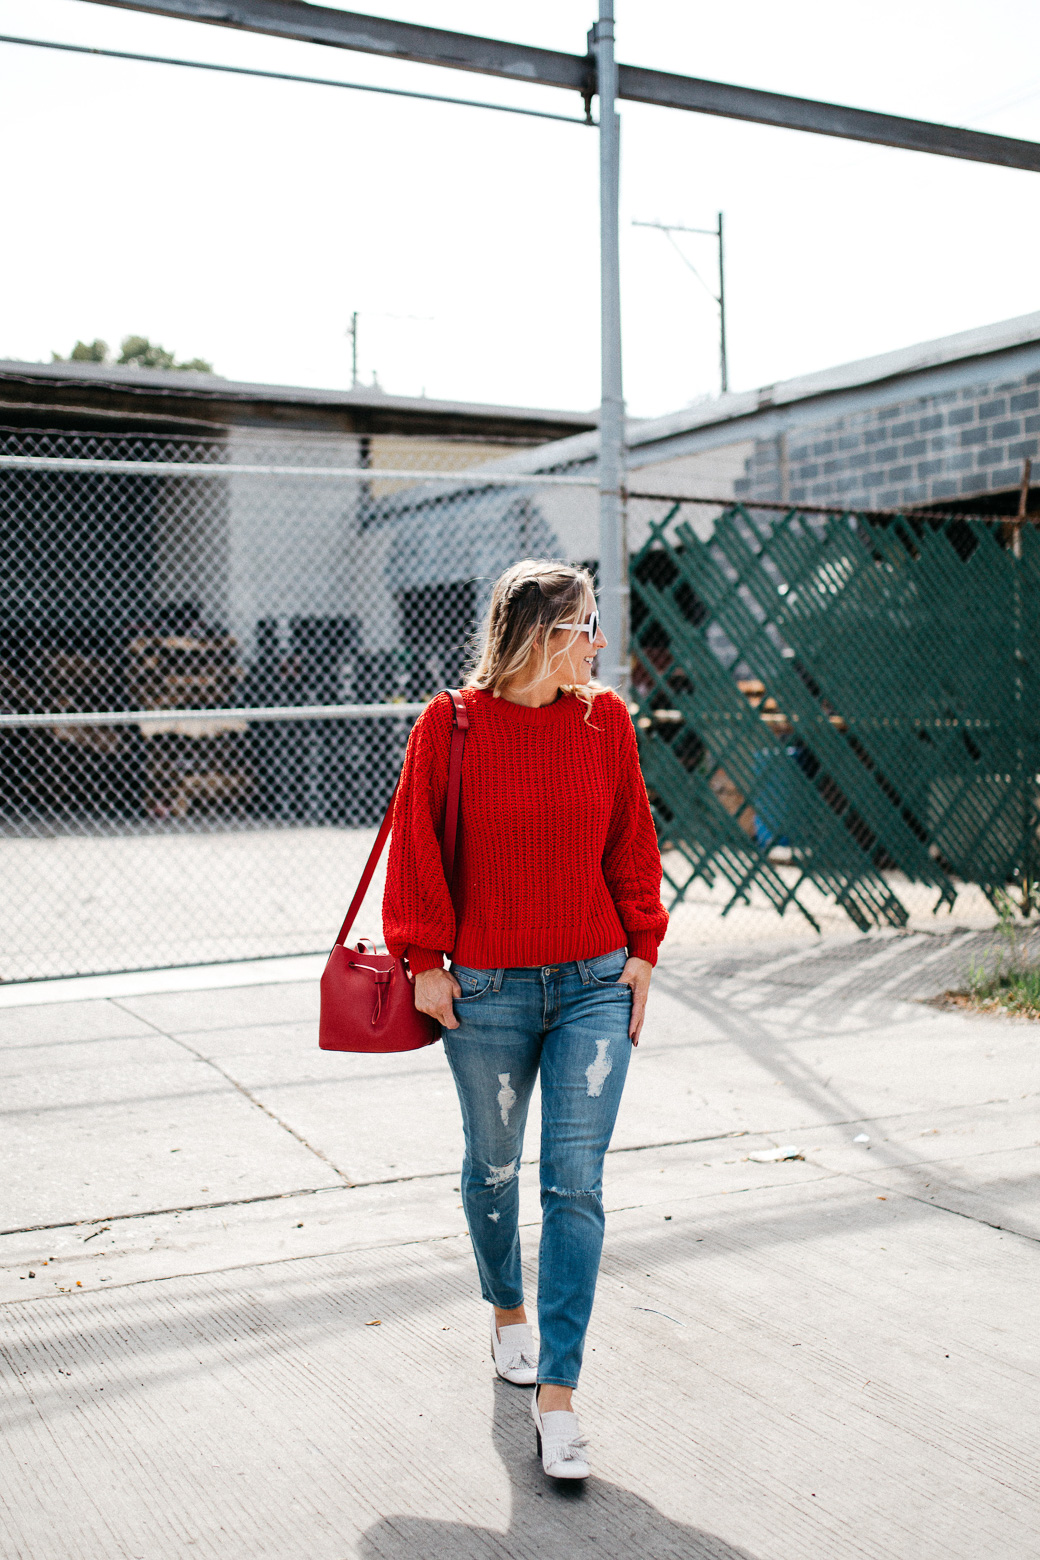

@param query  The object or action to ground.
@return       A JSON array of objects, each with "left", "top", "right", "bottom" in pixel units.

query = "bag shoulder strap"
[
  {"left": 333, "top": 688, "right": 468, "bottom": 949},
  {"left": 440, "top": 688, "right": 468, "bottom": 883}
]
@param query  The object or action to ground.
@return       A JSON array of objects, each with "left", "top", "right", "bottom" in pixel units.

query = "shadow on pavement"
[{"left": 358, "top": 1377, "right": 757, "bottom": 1560}]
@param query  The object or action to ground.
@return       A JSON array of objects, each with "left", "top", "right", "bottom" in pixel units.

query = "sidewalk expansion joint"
[
  {"left": 0, "top": 1129, "right": 760, "bottom": 1237},
  {"left": 834, "top": 1168, "right": 1040, "bottom": 1247},
  {"left": 0, "top": 1183, "right": 346, "bottom": 1238},
  {"left": 7, "top": 1091, "right": 1029, "bottom": 1240},
  {"left": 4, "top": 1169, "right": 1035, "bottom": 1309},
  {"left": 111, "top": 998, "right": 354, "bottom": 1182}
]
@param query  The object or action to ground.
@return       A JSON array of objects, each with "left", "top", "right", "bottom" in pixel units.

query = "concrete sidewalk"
[{"left": 2, "top": 923, "right": 1039, "bottom": 1559}]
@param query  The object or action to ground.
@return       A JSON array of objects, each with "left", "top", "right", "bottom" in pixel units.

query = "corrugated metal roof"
[{"left": 0, "top": 358, "right": 597, "bottom": 427}]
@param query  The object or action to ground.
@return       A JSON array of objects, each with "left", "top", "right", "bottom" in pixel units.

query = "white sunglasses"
[{"left": 557, "top": 606, "right": 600, "bottom": 643}]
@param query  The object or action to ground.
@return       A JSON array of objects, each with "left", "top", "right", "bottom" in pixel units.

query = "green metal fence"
[{"left": 630, "top": 500, "right": 1040, "bottom": 931}]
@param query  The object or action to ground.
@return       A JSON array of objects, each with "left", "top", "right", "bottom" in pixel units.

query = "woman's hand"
[
  {"left": 413, "top": 966, "right": 462, "bottom": 1030},
  {"left": 617, "top": 956, "right": 653, "bottom": 1045}
]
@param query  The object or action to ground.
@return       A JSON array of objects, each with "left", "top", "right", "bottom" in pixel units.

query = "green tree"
[
  {"left": 117, "top": 335, "right": 176, "bottom": 370},
  {"left": 117, "top": 335, "right": 214, "bottom": 373},
  {"left": 52, "top": 335, "right": 215, "bottom": 373},
  {"left": 52, "top": 339, "right": 110, "bottom": 363}
]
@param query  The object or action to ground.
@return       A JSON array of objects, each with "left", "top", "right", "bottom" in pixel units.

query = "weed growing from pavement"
[{"left": 944, "top": 890, "right": 1040, "bottom": 1018}]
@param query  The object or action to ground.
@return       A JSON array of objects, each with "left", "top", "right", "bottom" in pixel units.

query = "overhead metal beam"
[
  {"left": 85, "top": 0, "right": 1040, "bottom": 172},
  {"left": 616, "top": 65, "right": 1040, "bottom": 172}
]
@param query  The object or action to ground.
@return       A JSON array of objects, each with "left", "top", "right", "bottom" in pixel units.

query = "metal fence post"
[{"left": 594, "top": 0, "right": 628, "bottom": 695}]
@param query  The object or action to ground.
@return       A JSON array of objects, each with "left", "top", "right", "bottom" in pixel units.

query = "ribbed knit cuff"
[
  {"left": 627, "top": 931, "right": 660, "bottom": 966},
  {"left": 406, "top": 945, "right": 446, "bottom": 975}
]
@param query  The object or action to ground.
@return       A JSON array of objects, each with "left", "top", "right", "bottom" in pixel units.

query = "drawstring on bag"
[{"left": 347, "top": 956, "right": 393, "bottom": 1025}]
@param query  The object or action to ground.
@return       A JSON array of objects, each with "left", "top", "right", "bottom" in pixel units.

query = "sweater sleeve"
[
  {"left": 601, "top": 695, "right": 669, "bottom": 965},
  {"left": 382, "top": 694, "right": 455, "bottom": 973}
]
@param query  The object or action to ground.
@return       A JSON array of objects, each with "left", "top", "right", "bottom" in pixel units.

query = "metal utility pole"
[
  {"left": 348, "top": 311, "right": 359, "bottom": 388},
  {"left": 593, "top": 0, "right": 627, "bottom": 695},
  {"left": 633, "top": 214, "right": 728, "bottom": 393},
  {"left": 717, "top": 210, "right": 727, "bottom": 394}
]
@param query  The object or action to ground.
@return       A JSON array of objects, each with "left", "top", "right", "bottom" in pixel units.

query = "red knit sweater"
[{"left": 383, "top": 687, "right": 668, "bottom": 974}]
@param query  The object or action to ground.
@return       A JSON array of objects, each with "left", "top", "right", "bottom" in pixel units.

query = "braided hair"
[{"left": 466, "top": 559, "right": 603, "bottom": 718}]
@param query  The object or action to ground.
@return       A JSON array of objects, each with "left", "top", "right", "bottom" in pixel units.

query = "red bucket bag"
[{"left": 318, "top": 689, "right": 468, "bottom": 1053}]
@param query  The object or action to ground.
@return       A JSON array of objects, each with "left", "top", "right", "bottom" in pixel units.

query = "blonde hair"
[{"left": 466, "top": 559, "right": 606, "bottom": 718}]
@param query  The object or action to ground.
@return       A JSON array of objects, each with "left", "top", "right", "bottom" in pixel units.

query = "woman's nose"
[{"left": 594, "top": 626, "right": 608, "bottom": 649}]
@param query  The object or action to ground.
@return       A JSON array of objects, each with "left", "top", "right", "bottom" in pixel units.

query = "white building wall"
[{"left": 224, "top": 430, "right": 364, "bottom": 661}]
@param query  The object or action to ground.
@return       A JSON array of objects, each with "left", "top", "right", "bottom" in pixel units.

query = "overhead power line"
[
  {"left": 633, "top": 217, "right": 728, "bottom": 393},
  {"left": 0, "top": 31, "right": 596, "bottom": 126}
]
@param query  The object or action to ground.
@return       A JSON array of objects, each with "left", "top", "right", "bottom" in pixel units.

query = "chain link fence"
[
  {"left": 630, "top": 495, "right": 1040, "bottom": 933},
  {"left": 0, "top": 426, "right": 597, "bottom": 980}
]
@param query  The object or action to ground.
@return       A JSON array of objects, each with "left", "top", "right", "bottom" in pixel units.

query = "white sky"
[{"left": 4, "top": 0, "right": 1040, "bottom": 418}]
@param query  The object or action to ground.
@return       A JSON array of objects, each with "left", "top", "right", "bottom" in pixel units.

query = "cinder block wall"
[{"left": 735, "top": 372, "right": 1040, "bottom": 510}]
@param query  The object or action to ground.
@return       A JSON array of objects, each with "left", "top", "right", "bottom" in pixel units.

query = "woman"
[{"left": 383, "top": 559, "right": 667, "bottom": 1481}]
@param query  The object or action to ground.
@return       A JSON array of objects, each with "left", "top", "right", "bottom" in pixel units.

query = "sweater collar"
[{"left": 470, "top": 687, "right": 578, "bottom": 726}]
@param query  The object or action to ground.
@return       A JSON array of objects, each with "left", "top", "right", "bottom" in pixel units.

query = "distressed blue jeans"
[{"left": 442, "top": 947, "right": 633, "bottom": 1389}]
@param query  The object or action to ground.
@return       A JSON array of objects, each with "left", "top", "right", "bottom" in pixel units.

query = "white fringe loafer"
[
  {"left": 490, "top": 1315, "right": 539, "bottom": 1386},
  {"left": 531, "top": 1391, "right": 590, "bottom": 1480}
]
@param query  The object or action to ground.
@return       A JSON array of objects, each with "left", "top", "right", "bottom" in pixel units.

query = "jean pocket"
[
  {"left": 586, "top": 951, "right": 629, "bottom": 988},
  {"left": 451, "top": 967, "right": 496, "bottom": 1002}
]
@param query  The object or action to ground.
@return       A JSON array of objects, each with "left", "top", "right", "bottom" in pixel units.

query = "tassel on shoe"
[
  {"left": 531, "top": 1391, "right": 590, "bottom": 1480},
  {"left": 490, "top": 1314, "right": 538, "bottom": 1386}
]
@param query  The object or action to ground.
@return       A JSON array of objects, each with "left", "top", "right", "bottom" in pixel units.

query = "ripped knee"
[
  {"left": 542, "top": 1183, "right": 602, "bottom": 1202},
  {"left": 483, "top": 1159, "right": 518, "bottom": 1189}
]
